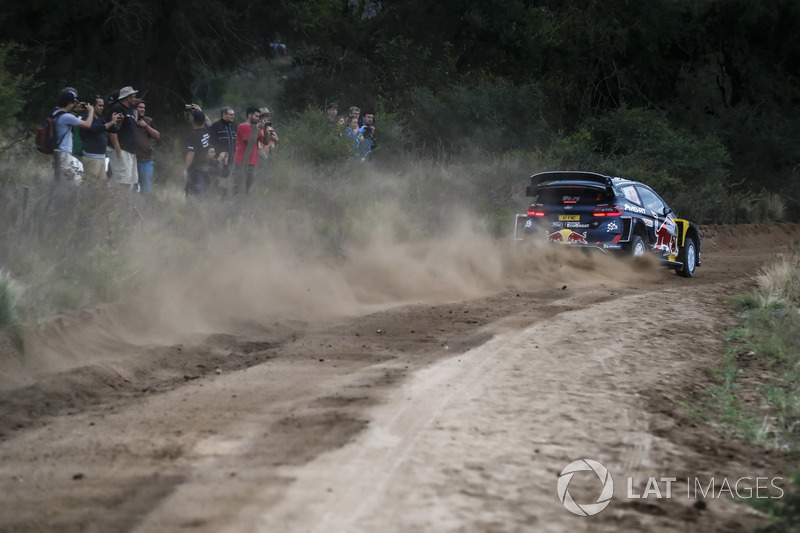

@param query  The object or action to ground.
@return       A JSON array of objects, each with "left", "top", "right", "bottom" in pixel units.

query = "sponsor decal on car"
[
  {"left": 606, "top": 221, "right": 618, "bottom": 232},
  {"left": 624, "top": 203, "right": 647, "bottom": 214},
  {"left": 547, "top": 229, "right": 588, "bottom": 245},
  {"left": 654, "top": 217, "right": 679, "bottom": 255}
]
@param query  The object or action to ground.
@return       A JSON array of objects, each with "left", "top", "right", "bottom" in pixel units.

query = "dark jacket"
[{"left": 209, "top": 119, "right": 236, "bottom": 163}]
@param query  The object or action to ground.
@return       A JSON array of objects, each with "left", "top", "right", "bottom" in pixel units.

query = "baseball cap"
[
  {"left": 191, "top": 109, "right": 206, "bottom": 123},
  {"left": 59, "top": 89, "right": 77, "bottom": 103},
  {"left": 118, "top": 86, "right": 138, "bottom": 99}
]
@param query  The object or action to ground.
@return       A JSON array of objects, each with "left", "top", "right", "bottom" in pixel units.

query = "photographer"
[
  {"left": 361, "top": 111, "right": 376, "bottom": 155},
  {"left": 256, "top": 106, "right": 279, "bottom": 187},
  {"left": 80, "top": 95, "right": 123, "bottom": 185},
  {"left": 52, "top": 88, "right": 95, "bottom": 182},
  {"left": 232, "top": 107, "right": 265, "bottom": 195},
  {"left": 107, "top": 86, "right": 139, "bottom": 190}
]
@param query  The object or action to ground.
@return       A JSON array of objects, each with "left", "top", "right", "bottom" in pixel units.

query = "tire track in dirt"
[{"left": 239, "top": 283, "right": 768, "bottom": 533}]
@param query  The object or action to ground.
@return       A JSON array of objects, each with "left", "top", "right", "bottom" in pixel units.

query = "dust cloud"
[
  {"left": 1, "top": 172, "right": 660, "bottom": 388},
  {"left": 98, "top": 202, "right": 657, "bottom": 341}
]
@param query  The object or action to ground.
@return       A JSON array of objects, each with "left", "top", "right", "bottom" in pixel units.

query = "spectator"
[
  {"left": 135, "top": 99, "right": 160, "bottom": 193},
  {"left": 348, "top": 105, "right": 361, "bottom": 123},
  {"left": 345, "top": 116, "right": 369, "bottom": 162},
  {"left": 232, "top": 107, "right": 265, "bottom": 195},
  {"left": 107, "top": 86, "right": 139, "bottom": 190},
  {"left": 362, "top": 110, "right": 376, "bottom": 155},
  {"left": 257, "top": 107, "right": 279, "bottom": 188},
  {"left": 80, "top": 95, "right": 122, "bottom": 185},
  {"left": 183, "top": 109, "right": 212, "bottom": 197},
  {"left": 326, "top": 102, "right": 339, "bottom": 126},
  {"left": 209, "top": 106, "right": 236, "bottom": 178},
  {"left": 52, "top": 88, "right": 95, "bottom": 182},
  {"left": 259, "top": 107, "right": 279, "bottom": 154}
]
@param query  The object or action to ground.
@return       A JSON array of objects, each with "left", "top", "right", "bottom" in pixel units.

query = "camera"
[
  {"left": 263, "top": 120, "right": 272, "bottom": 126},
  {"left": 184, "top": 104, "right": 194, "bottom": 111}
]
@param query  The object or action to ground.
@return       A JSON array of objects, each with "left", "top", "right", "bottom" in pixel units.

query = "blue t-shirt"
[{"left": 54, "top": 112, "right": 80, "bottom": 153}]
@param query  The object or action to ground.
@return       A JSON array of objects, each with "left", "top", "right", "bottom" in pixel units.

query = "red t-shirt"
[{"left": 234, "top": 122, "right": 264, "bottom": 165}]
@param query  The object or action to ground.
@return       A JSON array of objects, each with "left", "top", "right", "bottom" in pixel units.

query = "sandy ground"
[{"left": 1, "top": 223, "right": 799, "bottom": 532}]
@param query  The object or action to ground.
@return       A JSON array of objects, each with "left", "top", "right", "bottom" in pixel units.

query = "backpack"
[{"left": 35, "top": 110, "right": 68, "bottom": 154}]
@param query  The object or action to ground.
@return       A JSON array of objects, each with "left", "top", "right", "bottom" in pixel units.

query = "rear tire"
[
  {"left": 626, "top": 234, "right": 647, "bottom": 257},
  {"left": 677, "top": 237, "right": 697, "bottom": 278}
]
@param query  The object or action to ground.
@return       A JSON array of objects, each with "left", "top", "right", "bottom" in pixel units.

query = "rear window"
[{"left": 533, "top": 186, "right": 613, "bottom": 206}]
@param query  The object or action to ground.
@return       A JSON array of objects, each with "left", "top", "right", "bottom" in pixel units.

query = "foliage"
[
  {"left": 754, "top": 471, "right": 800, "bottom": 532},
  {"left": 1, "top": 0, "right": 281, "bottom": 118},
  {"left": 0, "top": 42, "right": 37, "bottom": 133},
  {"left": 403, "top": 82, "right": 551, "bottom": 156},
  {"left": 0, "top": 270, "right": 20, "bottom": 328},
  {"left": 0, "top": 0, "right": 799, "bottom": 213}
]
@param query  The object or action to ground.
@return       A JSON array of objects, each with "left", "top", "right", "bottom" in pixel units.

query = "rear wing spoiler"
[{"left": 525, "top": 171, "right": 615, "bottom": 197}]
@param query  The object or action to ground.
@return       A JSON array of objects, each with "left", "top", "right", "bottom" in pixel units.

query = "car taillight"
[
  {"left": 592, "top": 206, "right": 623, "bottom": 217},
  {"left": 527, "top": 209, "right": 546, "bottom": 217}
]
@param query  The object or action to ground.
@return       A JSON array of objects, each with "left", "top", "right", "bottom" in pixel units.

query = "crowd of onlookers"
[
  {"left": 326, "top": 103, "right": 376, "bottom": 163},
  {"left": 47, "top": 85, "right": 376, "bottom": 198}
]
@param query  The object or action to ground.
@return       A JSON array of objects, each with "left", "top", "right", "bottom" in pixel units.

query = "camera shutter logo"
[{"left": 557, "top": 459, "right": 614, "bottom": 516}]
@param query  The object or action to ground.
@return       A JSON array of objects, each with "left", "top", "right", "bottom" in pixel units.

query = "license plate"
[{"left": 559, "top": 215, "right": 580, "bottom": 221}]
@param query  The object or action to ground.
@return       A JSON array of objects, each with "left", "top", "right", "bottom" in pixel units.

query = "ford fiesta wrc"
[{"left": 516, "top": 171, "right": 701, "bottom": 278}]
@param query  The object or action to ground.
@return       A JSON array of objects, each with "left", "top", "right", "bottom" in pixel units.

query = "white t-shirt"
[{"left": 54, "top": 112, "right": 80, "bottom": 153}]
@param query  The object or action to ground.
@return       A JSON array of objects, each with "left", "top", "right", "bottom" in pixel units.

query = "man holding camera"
[
  {"left": 52, "top": 88, "right": 95, "bottom": 182},
  {"left": 232, "top": 107, "right": 265, "bottom": 195},
  {"left": 80, "top": 95, "right": 123, "bottom": 185},
  {"left": 361, "top": 111, "right": 376, "bottom": 155},
  {"left": 107, "top": 86, "right": 139, "bottom": 190}
]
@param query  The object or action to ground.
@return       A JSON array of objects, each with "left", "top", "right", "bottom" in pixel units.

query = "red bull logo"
[
  {"left": 547, "top": 229, "right": 588, "bottom": 245},
  {"left": 568, "top": 231, "right": 588, "bottom": 244},
  {"left": 654, "top": 218, "right": 678, "bottom": 255}
]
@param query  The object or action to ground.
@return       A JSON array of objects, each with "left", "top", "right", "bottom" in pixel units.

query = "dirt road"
[{"left": 1, "top": 223, "right": 798, "bottom": 532}]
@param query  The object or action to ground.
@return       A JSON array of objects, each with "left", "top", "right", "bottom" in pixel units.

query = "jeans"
[
  {"left": 232, "top": 162, "right": 257, "bottom": 195},
  {"left": 137, "top": 160, "right": 154, "bottom": 193},
  {"left": 185, "top": 168, "right": 207, "bottom": 197}
]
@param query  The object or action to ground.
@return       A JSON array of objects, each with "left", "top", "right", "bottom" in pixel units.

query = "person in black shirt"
[
  {"left": 209, "top": 106, "right": 236, "bottom": 174},
  {"left": 80, "top": 95, "right": 122, "bottom": 185},
  {"left": 108, "top": 86, "right": 139, "bottom": 189},
  {"left": 183, "top": 110, "right": 212, "bottom": 197}
]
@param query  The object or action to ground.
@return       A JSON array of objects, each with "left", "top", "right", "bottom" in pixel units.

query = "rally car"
[{"left": 514, "top": 171, "right": 701, "bottom": 277}]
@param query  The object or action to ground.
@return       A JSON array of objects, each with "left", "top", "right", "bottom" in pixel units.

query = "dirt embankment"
[{"left": 0, "top": 223, "right": 798, "bottom": 532}]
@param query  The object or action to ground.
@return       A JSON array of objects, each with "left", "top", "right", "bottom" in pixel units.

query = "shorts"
[{"left": 108, "top": 148, "right": 138, "bottom": 186}]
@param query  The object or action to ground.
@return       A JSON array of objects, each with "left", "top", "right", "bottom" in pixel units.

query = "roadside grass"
[
  {"left": 0, "top": 270, "right": 19, "bottom": 327},
  {"left": 702, "top": 250, "right": 800, "bottom": 531}
]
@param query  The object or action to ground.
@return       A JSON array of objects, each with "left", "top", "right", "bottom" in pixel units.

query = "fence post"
[{"left": 21, "top": 185, "right": 29, "bottom": 226}]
